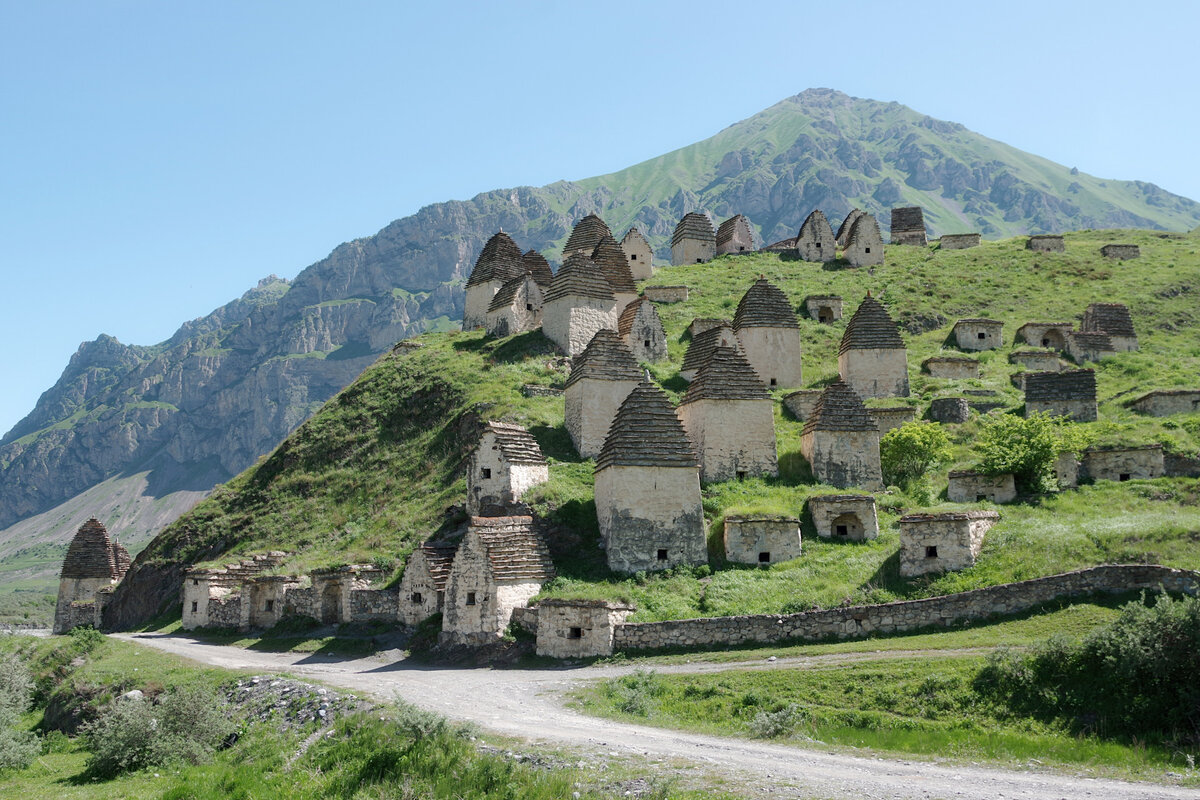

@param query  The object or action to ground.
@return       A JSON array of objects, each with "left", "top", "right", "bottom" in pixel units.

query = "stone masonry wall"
[
  {"left": 723, "top": 516, "right": 802, "bottom": 564},
  {"left": 869, "top": 407, "right": 917, "bottom": 434},
  {"left": 206, "top": 596, "right": 243, "bottom": 629},
  {"left": 542, "top": 297, "right": 618, "bottom": 357},
  {"left": 643, "top": 286, "right": 688, "bottom": 303},
  {"left": 611, "top": 565, "right": 1199, "bottom": 652},
  {"left": 839, "top": 347, "right": 909, "bottom": 399},
  {"left": 924, "top": 358, "right": 979, "bottom": 379},
  {"left": 595, "top": 464, "right": 706, "bottom": 573},
  {"left": 940, "top": 233, "right": 981, "bottom": 250},
  {"left": 351, "top": 588, "right": 399, "bottom": 622},
  {"left": 899, "top": 513, "right": 995, "bottom": 577},
  {"left": 735, "top": 326, "right": 803, "bottom": 389},
  {"left": 947, "top": 472, "right": 1017, "bottom": 503},
  {"left": 1131, "top": 391, "right": 1200, "bottom": 416},
  {"left": 807, "top": 495, "right": 878, "bottom": 540},
  {"left": 565, "top": 377, "right": 640, "bottom": 459},
  {"left": 1082, "top": 447, "right": 1165, "bottom": 482},
  {"left": 801, "top": 429, "right": 883, "bottom": 490},
  {"left": 677, "top": 398, "right": 778, "bottom": 483}
]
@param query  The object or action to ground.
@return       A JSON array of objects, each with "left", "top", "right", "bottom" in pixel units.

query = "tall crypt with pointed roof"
[
  {"left": 836, "top": 208, "right": 865, "bottom": 248},
  {"left": 485, "top": 273, "right": 543, "bottom": 338},
  {"left": 563, "top": 214, "right": 613, "bottom": 259},
  {"left": 842, "top": 213, "right": 885, "bottom": 268},
  {"left": 797, "top": 209, "right": 837, "bottom": 263},
  {"left": 620, "top": 227, "right": 654, "bottom": 280},
  {"left": 670, "top": 212, "right": 716, "bottom": 265},
  {"left": 54, "top": 518, "right": 130, "bottom": 633},
  {"left": 565, "top": 330, "right": 643, "bottom": 458},
  {"left": 617, "top": 297, "right": 668, "bottom": 363},
  {"left": 800, "top": 380, "right": 884, "bottom": 490},
  {"left": 716, "top": 214, "right": 756, "bottom": 255},
  {"left": 838, "top": 295, "right": 910, "bottom": 398},
  {"left": 521, "top": 250, "right": 555, "bottom": 287},
  {"left": 680, "top": 323, "right": 740, "bottom": 382},
  {"left": 594, "top": 381, "right": 707, "bottom": 572},
  {"left": 542, "top": 253, "right": 619, "bottom": 357},
  {"left": 590, "top": 233, "right": 639, "bottom": 312},
  {"left": 464, "top": 231, "right": 525, "bottom": 329},
  {"left": 733, "top": 277, "right": 803, "bottom": 389},
  {"left": 676, "top": 345, "right": 779, "bottom": 482},
  {"left": 467, "top": 422, "right": 549, "bottom": 515}
]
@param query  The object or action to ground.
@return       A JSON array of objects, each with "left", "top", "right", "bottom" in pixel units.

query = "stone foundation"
[
  {"left": 1027, "top": 235, "right": 1064, "bottom": 252},
  {"left": 839, "top": 347, "right": 909, "bottom": 399},
  {"left": 723, "top": 516, "right": 802, "bottom": 564},
  {"left": 1101, "top": 244, "right": 1140, "bottom": 260},
  {"left": 899, "top": 511, "right": 997, "bottom": 577},
  {"left": 940, "top": 233, "right": 981, "bottom": 250}
]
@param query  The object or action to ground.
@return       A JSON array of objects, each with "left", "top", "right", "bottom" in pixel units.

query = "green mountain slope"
[{"left": 104, "top": 228, "right": 1200, "bottom": 629}]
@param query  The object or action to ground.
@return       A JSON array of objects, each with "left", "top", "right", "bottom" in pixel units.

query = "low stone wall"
[
  {"left": 1101, "top": 244, "right": 1140, "bottom": 260},
  {"left": 611, "top": 565, "right": 1199, "bottom": 653},
  {"left": 510, "top": 605, "right": 539, "bottom": 635},
  {"left": 1027, "top": 235, "right": 1065, "bottom": 252},
  {"left": 1166, "top": 453, "right": 1200, "bottom": 478},
  {"left": 207, "top": 596, "right": 242, "bottom": 629},
  {"left": 643, "top": 285, "right": 688, "bottom": 303},
  {"left": 350, "top": 588, "right": 398, "bottom": 622},
  {"left": 940, "top": 233, "right": 981, "bottom": 250},
  {"left": 283, "top": 587, "right": 316, "bottom": 620}
]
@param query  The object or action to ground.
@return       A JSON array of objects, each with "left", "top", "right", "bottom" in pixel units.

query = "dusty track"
[{"left": 117, "top": 633, "right": 1196, "bottom": 800}]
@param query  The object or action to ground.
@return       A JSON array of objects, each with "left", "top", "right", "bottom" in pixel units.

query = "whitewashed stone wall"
[
  {"left": 801, "top": 429, "right": 883, "bottom": 490},
  {"left": 899, "top": 512, "right": 997, "bottom": 577},
  {"left": 783, "top": 390, "right": 822, "bottom": 421},
  {"left": 1082, "top": 447, "right": 1165, "bottom": 482},
  {"left": 723, "top": 516, "right": 801, "bottom": 564},
  {"left": 736, "top": 327, "right": 802, "bottom": 389},
  {"left": 464, "top": 280, "right": 503, "bottom": 330},
  {"left": 947, "top": 472, "right": 1017, "bottom": 503},
  {"left": 677, "top": 398, "right": 778, "bottom": 482},
  {"left": 622, "top": 233, "right": 654, "bottom": 280},
  {"left": 54, "top": 576, "right": 113, "bottom": 633},
  {"left": 543, "top": 297, "right": 619, "bottom": 357},
  {"left": 247, "top": 578, "right": 298, "bottom": 629},
  {"left": 808, "top": 495, "right": 878, "bottom": 540},
  {"left": 595, "top": 465, "right": 706, "bottom": 573},
  {"left": 441, "top": 537, "right": 541, "bottom": 645},
  {"left": 954, "top": 322, "right": 1003, "bottom": 351},
  {"left": 535, "top": 600, "right": 634, "bottom": 658},
  {"left": 839, "top": 348, "right": 909, "bottom": 399},
  {"left": 1130, "top": 390, "right": 1200, "bottom": 416},
  {"left": 924, "top": 358, "right": 979, "bottom": 379},
  {"left": 672, "top": 238, "right": 715, "bottom": 266},
  {"left": 565, "top": 378, "right": 640, "bottom": 459},
  {"left": 467, "top": 432, "right": 549, "bottom": 514},
  {"left": 1055, "top": 452, "right": 1079, "bottom": 489},
  {"left": 397, "top": 551, "right": 445, "bottom": 626},
  {"left": 485, "top": 280, "right": 543, "bottom": 338}
]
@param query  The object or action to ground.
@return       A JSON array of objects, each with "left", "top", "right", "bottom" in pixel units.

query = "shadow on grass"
[
  {"left": 489, "top": 330, "right": 557, "bottom": 364},
  {"left": 530, "top": 424, "right": 580, "bottom": 463}
]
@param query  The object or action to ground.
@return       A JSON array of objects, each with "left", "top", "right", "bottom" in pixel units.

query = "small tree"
[
  {"left": 976, "top": 412, "right": 1093, "bottom": 492},
  {"left": 880, "top": 422, "right": 953, "bottom": 488}
]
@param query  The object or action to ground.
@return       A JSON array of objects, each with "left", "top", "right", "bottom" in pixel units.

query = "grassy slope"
[{"left": 134, "top": 229, "right": 1200, "bottom": 623}]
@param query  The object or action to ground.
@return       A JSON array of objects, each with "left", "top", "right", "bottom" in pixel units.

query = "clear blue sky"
[{"left": 2, "top": 1, "right": 1197, "bottom": 436}]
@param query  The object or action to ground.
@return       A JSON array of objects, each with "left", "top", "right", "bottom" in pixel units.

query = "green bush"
[
  {"left": 880, "top": 422, "right": 952, "bottom": 490},
  {"left": 975, "top": 593, "right": 1200, "bottom": 744},
  {"left": 0, "top": 653, "right": 38, "bottom": 772},
  {"left": 748, "top": 703, "right": 806, "bottom": 738},
  {"left": 81, "top": 685, "right": 235, "bottom": 777},
  {"left": 608, "top": 669, "right": 663, "bottom": 716},
  {"left": 976, "top": 413, "right": 1093, "bottom": 492}
]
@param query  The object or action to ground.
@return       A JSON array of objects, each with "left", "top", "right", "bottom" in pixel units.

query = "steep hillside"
[
  {"left": 6, "top": 89, "right": 1199, "bottom": 614},
  {"left": 103, "top": 229, "right": 1200, "bottom": 629}
]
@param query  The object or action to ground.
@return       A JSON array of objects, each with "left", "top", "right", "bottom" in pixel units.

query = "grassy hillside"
[{"left": 122, "top": 229, "right": 1200, "bottom": 625}]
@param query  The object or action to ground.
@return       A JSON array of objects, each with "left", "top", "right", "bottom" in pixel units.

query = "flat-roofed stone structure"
[
  {"left": 801, "top": 379, "right": 883, "bottom": 490},
  {"left": 1081, "top": 303, "right": 1138, "bottom": 351},
  {"left": 618, "top": 297, "right": 667, "bottom": 363},
  {"left": 1081, "top": 445, "right": 1165, "bottom": 482},
  {"left": 782, "top": 389, "right": 823, "bottom": 421},
  {"left": 464, "top": 232, "right": 525, "bottom": 329},
  {"left": 542, "top": 253, "right": 618, "bottom": 357},
  {"left": 716, "top": 214, "right": 756, "bottom": 255},
  {"left": 796, "top": 209, "right": 836, "bottom": 262},
  {"left": 723, "top": 515, "right": 801, "bottom": 564},
  {"left": 1101, "top": 244, "right": 1140, "bottom": 260},
  {"left": 922, "top": 355, "right": 979, "bottom": 379},
  {"left": 804, "top": 295, "right": 842, "bottom": 323},
  {"left": 594, "top": 381, "right": 706, "bottom": 572},
  {"left": 485, "top": 273, "right": 543, "bottom": 338},
  {"left": 839, "top": 295, "right": 909, "bottom": 399},
  {"left": 947, "top": 471, "right": 1017, "bottom": 503},
  {"left": 643, "top": 285, "right": 689, "bottom": 303},
  {"left": 397, "top": 543, "right": 457, "bottom": 625},
  {"left": 467, "top": 421, "right": 549, "bottom": 515},
  {"left": 1027, "top": 235, "right": 1065, "bottom": 252},
  {"left": 564, "top": 330, "right": 642, "bottom": 458},
  {"left": 441, "top": 516, "right": 555, "bottom": 645},
  {"left": 1017, "top": 322, "right": 1073, "bottom": 351},
  {"left": 940, "top": 233, "right": 981, "bottom": 250},
  {"left": 563, "top": 213, "right": 612, "bottom": 259},
  {"left": 1066, "top": 331, "right": 1117, "bottom": 363},
  {"left": 308, "top": 565, "right": 385, "bottom": 626},
  {"left": 680, "top": 323, "right": 740, "bottom": 382},
  {"left": 245, "top": 575, "right": 301, "bottom": 630},
  {"left": 835, "top": 208, "right": 865, "bottom": 248},
  {"left": 688, "top": 317, "right": 729, "bottom": 337},
  {"left": 807, "top": 495, "right": 878, "bottom": 540},
  {"left": 677, "top": 345, "right": 777, "bottom": 482},
  {"left": 890, "top": 206, "right": 927, "bottom": 246},
  {"left": 591, "top": 233, "right": 639, "bottom": 312},
  {"left": 1024, "top": 369, "right": 1097, "bottom": 421},
  {"left": 671, "top": 212, "right": 716, "bottom": 265},
  {"left": 929, "top": 397, "right": 970, "bottom": 423},
  {"left": 953, "top": 318, "right": 1003, "bottom": 351},
  {"left": 621, "top": 227, "right": 654, "bottom": 280},
  {"left": 181, "top": 551, "right": 289, "bottom": 630},
  {"left": 732, "top": 277, "right": 802, "bottom": 389},
  {"left": 1129, "top": 389, "right": 1200, "bottom": 416},
  {"left": 898, "top": 511, "right": 998, "bottom": 577},
  {"left": 1009, "top": 349, "right": 1062, "bottom": 372},
  {"left": 535, "top": 599, "right": 635, "bottom": 659},
  {"left": 521, "top": 250, "right": 555, "bottom": 287},
  {"left": 869, "top": 406, "right": 917, "bottom": 434},
  {"left": 843, "top": 213, "right": 884, "bottom": 267},
  {"left": 54, "top": 518, "right": 131, "bottom": 634}
]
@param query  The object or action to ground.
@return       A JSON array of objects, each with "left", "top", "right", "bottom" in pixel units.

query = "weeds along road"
[{"left": 117, "top": 633, "right": 1195, "bottom": 800}]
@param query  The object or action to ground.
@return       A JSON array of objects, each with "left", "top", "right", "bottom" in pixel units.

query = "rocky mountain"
[{"left": 4, "top": 88, "right": 1199, "bottom": 608}]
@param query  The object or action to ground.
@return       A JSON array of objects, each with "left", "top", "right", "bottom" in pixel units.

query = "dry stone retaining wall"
[
  {"left": 643, "top": 286, "right": 689, "bottom": 303},
  {"left": 351, "top": 589, "right": 399, "bottom": 622},
  {"left": 940, "top": 233, "right": 981, "bottom": 250}
]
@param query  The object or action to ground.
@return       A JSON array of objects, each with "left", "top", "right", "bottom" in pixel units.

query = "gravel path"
[{"left": 116, "top": 632, "right": 1197, "bottom": 800}]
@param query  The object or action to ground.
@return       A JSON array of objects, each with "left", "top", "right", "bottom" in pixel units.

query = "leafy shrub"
[
  {"left": 880, "top": 422, "right": 952, "bottom": 489},
  {"left": 609, "top": 669, "right": 663, "bottom": 716},
  {"left": 748, "top": 703, "right": 806, "bottom": 738},
  {"left": 976, "top": 413, "right": 1094, "bottom": 492},
  {"left": 81, "top": 685, "right": 235, "bottom": 777},
  {"left": 0, "top": 654, "right": 38, "bottom": 772},
  {"left": 975, "top": 593, "right": 1200, "bottom": 744}
]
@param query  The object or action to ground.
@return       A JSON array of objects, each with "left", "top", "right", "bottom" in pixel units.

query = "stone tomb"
[
  {"left": 890, "top": 206, "right": 927, "bottom": 246},
  {"left": 308, "top": 566, "right": 384, "bottom": 626},
  {"left": 929, "top": 397, "right": 970, "bottom": 423},
  {"left": 467, "top": 421, "right": 549, "bottom": 515},
  {"left": 541, "top": 253, "right": 619, "bottom": 357},
  {"left": 1009, "top": 350, "right": 1061, "bottom": 372},
  {"left": 1024, "top": 369, "right": 1097, "bottom": 422},
  {"left": 1017, "top": 322, "right": 1073, "bottom": 351},
  {"left": 617, "top": 298, "right": 668, "bottom": 363},
  {"left": 947, "top": 471, "right": 1017, "bottom": 503},
  {"left": 521, "top": 250, "right": 554, "bottom": 287},
  {"left": 54, "top": 518, "right": 131, "bottom": 634},
  {"left": 397, "top": 543, "right": 458, "bottom": 626},
  {"left": 1081, "top": 303, "right": 1137, "bottom": 352},
  {"left": 1101, "top": 244, "right": 1140, "bottom": 260},
  {"left": 1027, "top": 235, "right": 1065, "bottom": 252},
  {"left": 590, "top": 233, "right": 639, "bottom": 312},
  {"left": 723, "top": 515, "right": 802, "bottom": 565},
  {"left": 796, "top": 209, "right": 836, "bottom": 262},
  {"left": 1081, "top": 445, "right": 1165, "bottom": 482},
  {"left": 1129, "top": 389, "right": 1200, "bottom": 417},
  {"left": 680, "top": 323, "right": 740, "bottom": 382},
  {"left": 839, "top": 295, "right": 909, "bottom": 399},
  {"left": 898, "top": 511, "right": 999, "bottom": 577},
  {"left": 464, "top": 231, "right": 525, "bottom": 330},
  {"left": 688, "top": 317, "right": 728, "bottom": 338},
  {"left": 800, "top": 379, "right": 883, "bottom": 490},
  {"left": 940, "top": 233, "right": 981, "bottom": 250},
  {"left": 807, "top": 495, "right": 878, "bottom": 541},
  {"left": 716, "top": 214, "right": 756, "bottom": 255},
  {"left": 782, "top": 389, "right": 823, "bottom": 421},
  {"left": 563, "top": 213, "right": 612, "bottom": 259},
  {"left": 621, "top": 227, "right": 654, "bottom": 280},
  {"left": 732, "top": 277, "right": 802, "bottom": 389},
  {"left": 671, "top": 212, "right": 717, "bottom": 265},
  {"left": 643, "top": 285, "right": 689, "bottom": 303},
  {"left": 869, "top": 406, "right": 917, "bottom": 434},
  {"left": 952, "top": 318, "right": 1003, "bottom": 351},
  {"left": 564, "top": 330, "right": 643, "bottom": 458},
  {"left": 804, "top": 295, "right": 842, "bottom": 323},
  {"left": 1066, "top": 331, "right": 1117, "bottom": 364},
  {"left": 835, "top": 208, "right": 865, "bottom": 248},
  {"left": 485, "top": 273, "right": 543, "bottom": 338},
  {"left": 922, "top": 355, "right": 979, "bottom": 379},
  {"left": 843, "top": 213, "right": 884, "bottom": 267},
  {"left": 535, "top": 599, "right": 635, "bottom": 659}
]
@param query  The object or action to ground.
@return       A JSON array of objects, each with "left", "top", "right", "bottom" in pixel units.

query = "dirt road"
[{"left": 117, "top": 633, "right": 1196, "bottom": 800}]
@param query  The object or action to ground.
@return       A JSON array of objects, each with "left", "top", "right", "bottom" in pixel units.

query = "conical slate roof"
[
  {"left": 468, "top": 516, "right": 556, "bottom": 582},
  {"left": 487, "top": 272, "right": 536, "bottom": 313},
  {"left": 60, "top": 518, "right": 119, "bottom": 580},
  {"left": 671, "top": 212, "right": 715, "bottom": 247},
  {"left": 799, "top": 209, "right": 834, "bottom": 241},
  {"left": 802, "top": 380, "right": 879, "bottom": 434},
  {"left": 716, "top": 214, "right": 754, "bottom": 249},
  {"left": 839, "top": 295, "right": 904, "bottom": 354},
  {"left": 466, "top": 232, "right": 524, "bottom": 288},
  {"left": 482, "top": 421, "right": 546, "bottom": 465},
  {"left": 835, "top": 208, "right": 864, "bottom": 246},
  {"left": 564, "top": 214, "right": 612, "bottom": 256},
  {"left": 591, "top": 233, "right": 637, "bottom": 294},
  {"left": 617, "top": 297, "right": 663, "bottom": 338},
  {"left": 621, "top": 226, "right": 651, "bottom": 250},
  {"left": 544, "top": 253, "right": 615, "bottom": 303},
  {"left": 596, "top": 381, "right": 699, "bottom": 471},
  {"left": 565, "top": 329, "right": 642, "bottom": 388},
  {"left": 732, "top": 278, "right": 799, "bottom": 329},
  {"left": 112, "top": 542, "right": 132, "bottom": 578},
  {"left": 681, "top": 345, "right": 770, "bottom": 403},
  {"left": 417, "top": 543, "right": 458, "bottom": 590},
  {"left": 846, "top": 213, "right": 883, "bottom": 250},
  {"left": 681, "top": 324, "right": 738, "bottom": 375},
  {"left": 522, "top": 250, "right": 555, "bottom": 286}
]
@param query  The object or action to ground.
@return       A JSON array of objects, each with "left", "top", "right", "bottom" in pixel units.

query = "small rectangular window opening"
[
  {"left": 865, "top": 247, "right": 871, "bottom": 254},
  {"left": 815, "top": 242, "right": 821, "bottom": 248},
  {"left": 1119, "top": 473, "right": 1131, "bottom": 482},
  {"left": 526, "top": 303, "right": 533, "bottom": 311},
  {"left": 736, "top": 470, "right": 747, "bottom": 480},
  {"left": 481, "top": 468, "right": 491, "bottom": 479},
  {"left": 978, "top": 332, "right": 986, "bottom": 340},
  {"left": 656, "top": 549, "right": 668, "bottom": 561},
  {"left": 977, "top": 494, "right": 987, "bottom": 502},
  {"left": 758, "top": 552, "right": 770, "bottom": 563},
  {"left": 1042, "top": 338, "right": 1051, "bottom": 347},
  {"left": 568, "top": 626, "right": 583, "bottom": 639},
  {"left": 193, "top": 579, "right": 199, "bottom": 586},
  {"left": 630, "top": 254, "right": 637, "bottom": 260},
  {"left": 643, "top": 339, "right": 651, "bottom": 348},
  {"left": 265, "top": 599, "right": 274, "bottom": 612},
  {"left": 739, "top": 246, "right": 745, "bottom": 251},
  {"left": 695, "top": 258, "right": 702, "bottom": 263},
  {"left": 836, "top": 525, "right": 848, "bottom": 536},
  {"left": 191, "top": 601, "right": 198, "bottom": 613},
  {"left": 412, "top": 592, "right": 423, "bottom": 605},
  {"left": 925, "top": 546, "right": 939, "bottom": 559},
  {"left": 466, "top": 592, "right": 477, "bottom": 606},
  {"left": 769, "top": 378, "right": 777, "bottom": 386}
]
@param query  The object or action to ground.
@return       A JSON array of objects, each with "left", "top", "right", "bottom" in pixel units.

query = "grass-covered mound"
[{"left": 126, "top": 229, "right": 1200, "bottom": 624}]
